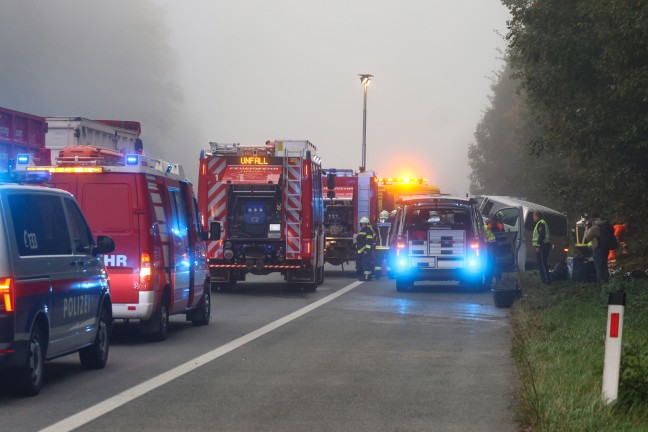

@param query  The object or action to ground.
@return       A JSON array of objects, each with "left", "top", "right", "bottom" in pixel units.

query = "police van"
[
  {"left": 0, "top": 171, "right": 115, "bottom": 396},
  {"left": 389, "top": 195, "right": 490, "bottom": 291},
  {"left": 25, "top": 146, "right": 210, "bottom": 341}
]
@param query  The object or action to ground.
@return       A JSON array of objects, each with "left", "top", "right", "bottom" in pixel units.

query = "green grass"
[{"left": 511, "top": 272, "right": 648, "bottom": 432}]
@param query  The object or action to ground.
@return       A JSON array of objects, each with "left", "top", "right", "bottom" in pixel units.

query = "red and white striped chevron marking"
[
  {"left": 207, "top": 157, "right": 228, "bottom": 258},
  {"left": 285, "top": 159, "right": 301, "bottom": 259}
]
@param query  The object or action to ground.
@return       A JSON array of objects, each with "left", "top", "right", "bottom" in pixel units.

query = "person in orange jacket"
[{"left": 608, "top": 223, "right": 628, "bottom": 264}]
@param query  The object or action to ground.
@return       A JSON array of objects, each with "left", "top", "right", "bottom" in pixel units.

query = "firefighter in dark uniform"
[
  {"left": 374, "top": 210, "right": 391, "bottom": 278},
  {"left": 356, "top": 216, "right": 376, "bottom": 281}
]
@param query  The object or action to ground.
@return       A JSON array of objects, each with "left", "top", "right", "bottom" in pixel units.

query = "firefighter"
[
  {"left": 374, "top": 210, "right": 391, "bottom": 277},
  {"left": 356, "top": 216, "right": 376, "bottom": 281},
  {"left": 532, "top": 211, "right": 552, "bottom": 285}
]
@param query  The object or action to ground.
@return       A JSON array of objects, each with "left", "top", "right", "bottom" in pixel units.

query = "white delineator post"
[{"left": 602, "top": 290, "right": 626, "bottom": 404}]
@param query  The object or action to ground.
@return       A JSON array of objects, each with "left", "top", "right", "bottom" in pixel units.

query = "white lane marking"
[{"left": 39, "top": 280, "right": 364, "bottom": 432}]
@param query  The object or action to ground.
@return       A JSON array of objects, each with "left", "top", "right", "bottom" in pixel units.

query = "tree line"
[{"left": 469, "top": 0, "right": 648, "bottom": 253}]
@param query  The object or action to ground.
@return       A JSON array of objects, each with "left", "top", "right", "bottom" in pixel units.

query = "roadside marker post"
[{"left": 602, "top": 290, "right": 626, "bottom": 405}]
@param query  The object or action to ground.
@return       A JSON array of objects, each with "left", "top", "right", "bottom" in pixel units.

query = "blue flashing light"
[
  {"left": 125, "top": 154, "right": 139, "bottom": 165},
  {"left": 16, "top": 154, "right": 30, "bottom": 165}
]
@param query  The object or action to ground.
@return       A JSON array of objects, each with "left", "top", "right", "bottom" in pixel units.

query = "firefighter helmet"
[
  {"left": 359, "top": 216, "right": 370, "bottom": 224},
  {"left": 379, "top": 210, "right": 389, "bottom": 220},
  {"left": 390, "top": 210, "right": 397, "bottom": 216}
]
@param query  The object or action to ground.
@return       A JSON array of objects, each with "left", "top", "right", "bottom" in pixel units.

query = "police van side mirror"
[
  {"left": 209, "top": 221, "right": 221, "bottom": 241},
  {"left": 95, "top": 235, "right": 116, "bottom": 255}
]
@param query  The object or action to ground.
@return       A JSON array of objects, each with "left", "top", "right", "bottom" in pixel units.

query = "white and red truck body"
[{"left": 198, "top": 140, "right": 325, "bottom": 290}]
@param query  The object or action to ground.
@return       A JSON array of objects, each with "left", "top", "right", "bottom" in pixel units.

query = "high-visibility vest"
[
  {"left": 484, "top": 223, "right": 495, "bottom": 242},
  {"left": 532, "top": 219, "right": 550, "bottom": 246}
]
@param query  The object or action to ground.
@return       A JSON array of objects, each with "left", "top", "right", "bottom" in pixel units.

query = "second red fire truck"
[{"left": 198, "top": 140, "right": 325, "bottom": 291}]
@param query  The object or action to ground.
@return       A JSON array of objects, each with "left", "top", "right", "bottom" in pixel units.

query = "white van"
[
  {"left": 0, "top": 171, "right": 115, "bottom": 396},
  {"left": 477, "top": 196, "right": 568, "bottom": 272}
]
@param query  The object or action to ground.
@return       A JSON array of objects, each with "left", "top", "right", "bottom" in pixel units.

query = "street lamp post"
[{"left": 359, "top": 74, "right": 372, "bottom": 173}]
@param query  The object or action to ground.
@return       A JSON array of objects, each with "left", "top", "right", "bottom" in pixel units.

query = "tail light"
[
  {"left": 0, "top": 277, "right": 14, "bottom": 312},
  {"left": 140, "top": 253, "right": 152, "bottom": 283},
  {"left": 302, "top": 239, "right": 312, "bottom": 259},
  {"left": 396, "top": 240, "right": 406, "bottom": 256},
  {"left": 470, "top": 242, "right": 480, "bottom": 257}
]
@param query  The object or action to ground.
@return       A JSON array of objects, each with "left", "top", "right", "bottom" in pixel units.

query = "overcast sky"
[{"left": 151, "top": 0, "right": 510, "bottom": 194}]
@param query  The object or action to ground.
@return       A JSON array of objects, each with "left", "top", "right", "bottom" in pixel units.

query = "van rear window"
[
  {"left": 82, "top": 183, "right": 133, "bottom": 233},
  {"left": 8, "top": 193, "right": 71, "bottom": 256},
  {"left": 404, "top": 207, "right": 471, "bottom": 230}
]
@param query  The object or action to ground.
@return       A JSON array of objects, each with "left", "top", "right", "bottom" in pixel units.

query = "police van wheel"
[
  {"left": 191, "top": 284, "right": 211, "bottom": 326},
  {"left": 80, "top": 307, "right": 111, "bottom": 369},
  {"left": 12, "top": 325, "right": 45, "bottom": 396},
  {"left": 396, "top": 277, "right": 412, "bottom": 292}
]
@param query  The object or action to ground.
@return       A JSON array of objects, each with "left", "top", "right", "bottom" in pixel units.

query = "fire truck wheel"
[
  {"left": 11, "top": 323, "right": 45, "bottom": 396},
  {"left": 191, "top": 284, "right": 211, "bottom": 326},
  {"left": 396, "top": 277, "right": 413, "bottom": 292},
  {"left": 79, "top": 306, "right": 111, "bottom": 369}
]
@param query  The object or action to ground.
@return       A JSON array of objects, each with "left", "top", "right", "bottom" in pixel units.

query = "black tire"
[
  {"left": 191, "top": 285, "right": 211, "bottom": 326},
  {"left": 79, "top": 306, "right": 111, "bottom": 369},
  {"left": 12, "top": 324, "right": 45, "bottom": 397},
  {"left": 316, "top": 265, "right": 325, "bottom": 285},
  {"left": 396, "top": 277, "right": 412, "bottom": 292},
  {"left": 149, "top": 300, "right": 169, "bottom": 342}
]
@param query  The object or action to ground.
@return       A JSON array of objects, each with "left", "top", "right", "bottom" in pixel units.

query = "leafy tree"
[{"left": 500, "top": 0, "right": 648, "bottom": 251}]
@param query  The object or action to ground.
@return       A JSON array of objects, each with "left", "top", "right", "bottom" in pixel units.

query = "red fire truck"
[
  {"left": 24, "top": 146, "right": 210, "bottom": 341},
  {"left": 322, "top": 169, "right": 378, "bottom": 269},
  {"left": 198, "top": 140, "right": 325, "bottom": 292}
]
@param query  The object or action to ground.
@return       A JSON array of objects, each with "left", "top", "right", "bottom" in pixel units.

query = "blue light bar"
[
  {"left": 125, "top": 154, "right": 139, "bottom": 165},
  {"left": 16, "top": 154, "right": 30, "bottom": 165}
]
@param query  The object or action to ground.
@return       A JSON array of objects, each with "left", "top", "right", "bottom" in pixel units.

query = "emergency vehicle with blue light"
[
  {"left": 22, "top": 145, "right": 210, "bottom": 341},
  {"left": 0, "top": 170, "right": 115, "bottom": 396},
  {"left": 198, "top": 141, "right": 325, "bottom": 291},
  {"left": 390, "top": 195, "right": 490, "bottom": 291}
]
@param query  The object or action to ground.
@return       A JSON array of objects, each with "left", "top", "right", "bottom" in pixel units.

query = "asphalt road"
[{"left": 0, "top": 266, "right": 517, "bottom": 432}]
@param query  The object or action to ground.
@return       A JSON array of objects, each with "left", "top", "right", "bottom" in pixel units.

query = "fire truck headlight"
[{"left": 224, "top": 249, "right": 234, "bottom": 260}]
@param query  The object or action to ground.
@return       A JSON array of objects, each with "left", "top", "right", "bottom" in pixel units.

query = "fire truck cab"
[
  {"left": 25, "top": 146, "right": 210, "bottom": 341},
  {"left": 199, "top": 140, "right": 325, "bottom": 292}
]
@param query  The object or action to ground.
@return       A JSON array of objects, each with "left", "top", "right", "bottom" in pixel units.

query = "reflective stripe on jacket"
[
  {"left": 356, "top": 226, "right": 375, "bottom": 254},
  {"left": 532, "top": 219, "right": 550, "bottom": 246}
]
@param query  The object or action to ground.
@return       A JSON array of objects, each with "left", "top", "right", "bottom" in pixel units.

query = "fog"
[
  {"left": 0, "top": 0, "right": 195, "bottom": 177},
  {"left": 0, "top": 1, "right": 509, "bottom": 193}
]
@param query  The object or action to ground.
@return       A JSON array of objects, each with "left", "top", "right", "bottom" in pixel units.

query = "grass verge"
[{"left": 511, "top": 272, "right": 648, "bottom": 431}]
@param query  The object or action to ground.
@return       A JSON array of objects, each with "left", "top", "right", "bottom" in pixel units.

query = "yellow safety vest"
[
  {"left": 532, "top": 219, "right": 550, "bottom": 246},
  {"left": 484, "top": 223, "right": 495, "bottom": 242}
]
